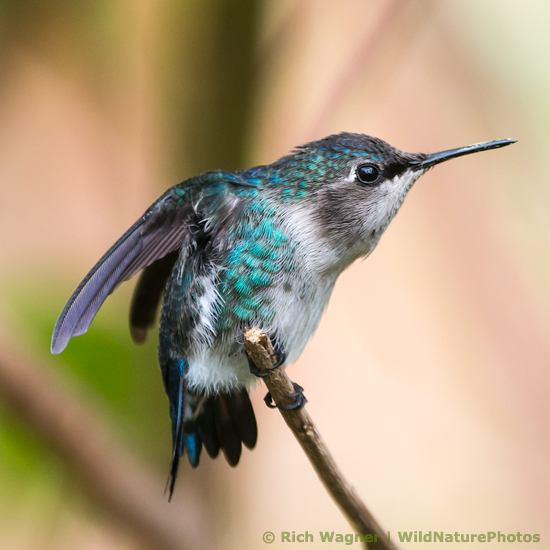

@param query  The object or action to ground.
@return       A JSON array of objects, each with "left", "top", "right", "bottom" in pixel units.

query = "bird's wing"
[
  {"left": 51, "top": 188, "right": 193, "bottom": 354},
  {"left": 129, "top": 251, "right": 180, "bottom": 344}
]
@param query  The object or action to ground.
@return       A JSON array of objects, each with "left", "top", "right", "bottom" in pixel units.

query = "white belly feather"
[{"left": 183, "top": 203, "right": 345, "bottom": 394}]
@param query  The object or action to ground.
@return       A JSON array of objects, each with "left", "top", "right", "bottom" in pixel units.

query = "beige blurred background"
[{"left": 0, "top": 1, "right": 549, "bottom": 549}]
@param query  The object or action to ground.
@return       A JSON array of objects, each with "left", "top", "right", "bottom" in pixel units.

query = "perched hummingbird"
[{"left": 51, "top": 133, "right": 514, "bottom": 495}]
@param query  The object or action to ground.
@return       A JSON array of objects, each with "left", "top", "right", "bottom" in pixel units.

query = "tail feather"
[
  {"left": 215, "top": 393, "right": 243, "bottom": 466},
  {"left": 229, "top": 390, "right": 258, "bottom": 449},
  {"left": 167, "top": 386, "right": 258, "bottom": 498},
  {"left": 198, "top": 398, "right": 220, "bottom": 458}
]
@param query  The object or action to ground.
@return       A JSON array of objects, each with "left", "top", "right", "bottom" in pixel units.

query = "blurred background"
[{"left": 0, "top": 1, "right": 549, "bottom": 548}]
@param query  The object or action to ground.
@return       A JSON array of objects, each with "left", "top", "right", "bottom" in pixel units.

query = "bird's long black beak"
[{"left": 416, "top": 139, "right": 516, "bottom": 170}]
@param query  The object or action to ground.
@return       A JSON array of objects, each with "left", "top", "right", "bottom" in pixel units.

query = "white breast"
[{"left": 183, "top": 201, "right": 344, "bottom": 394}]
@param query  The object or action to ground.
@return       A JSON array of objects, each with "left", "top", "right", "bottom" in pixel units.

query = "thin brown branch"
[
  {"left": 244, "top": 328, "right": 398, "bottom": 550},
  {"left": 0, "top": 328, "right": 213, "bottom": 550}
]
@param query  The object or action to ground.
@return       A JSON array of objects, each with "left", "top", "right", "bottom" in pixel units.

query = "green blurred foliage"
[{"left": 3, "top": 278, "right": 171, "bottom": 466}]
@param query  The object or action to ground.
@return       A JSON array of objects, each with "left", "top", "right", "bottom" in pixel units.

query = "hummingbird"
[{"left": 51, "top": 133, "right": 515, "bottom": 496}]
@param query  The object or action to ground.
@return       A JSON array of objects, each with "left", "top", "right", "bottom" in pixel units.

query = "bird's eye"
[{"left": 356, "top": 164, "right": 380, "bottom": 186}]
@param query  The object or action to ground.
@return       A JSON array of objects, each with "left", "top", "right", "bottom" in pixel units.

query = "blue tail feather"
[
  {"left": 183, "top": 433, "right": 201, "bottom": 467},
  {"left": 162, "top": 357, "right": 258, "bottom": 498}
]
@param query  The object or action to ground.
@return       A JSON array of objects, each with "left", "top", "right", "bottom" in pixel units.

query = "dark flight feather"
[
  {"left": 129, "top": 251, "right": 179, "bottom": 343},
  {"left": 51, "top": 191, "right": 190, "bottom": 354}
]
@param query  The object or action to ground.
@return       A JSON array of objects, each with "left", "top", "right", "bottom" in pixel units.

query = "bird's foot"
[
  {"left": 267, "top": 338, "right": 286, "bottom": 371},
  {"left": 246, "top": 336, "right": 286, "bottom": 378},
  {"left": 264, "top": 382, "right": 307, "bottom": 410},
  {"left": 246, "top": 352, "right": 268, "bottom": 378}
]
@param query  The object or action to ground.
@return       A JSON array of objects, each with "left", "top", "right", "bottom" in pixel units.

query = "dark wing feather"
[
  {"left": 51, "top": 191, "right": 191, "bottom": 354},
  {"left": 129, "top": 251, "right": 179, "bottom": 344}
]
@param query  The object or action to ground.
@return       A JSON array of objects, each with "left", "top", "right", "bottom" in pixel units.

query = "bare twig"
[
  {"left": 244, "top": 328, "right": 398, "bottom": 550},
  {"left": 0, "top": 328, "right": 213, "bottom": 550}
]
